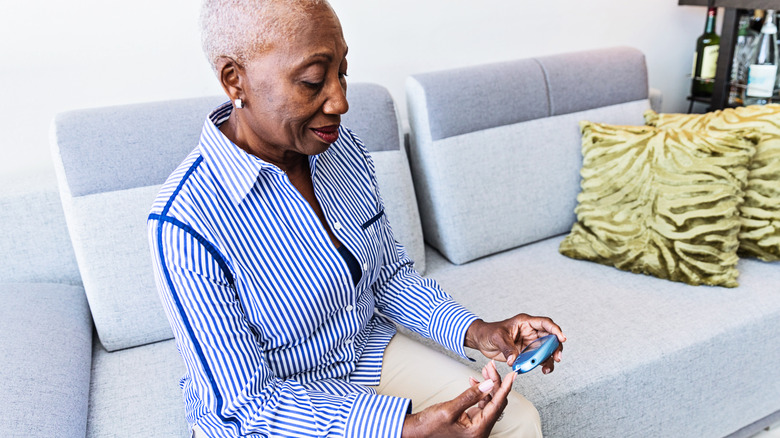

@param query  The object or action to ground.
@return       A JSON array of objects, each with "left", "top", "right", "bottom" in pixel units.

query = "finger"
[
  {"left": 478, "top": 393, "right": 491, "bottom": 410},
  {"left": 447, "top": 378, "right": 495, "bottom": 416},
  {"left": 500, "top": 339, "right": 521, "bottom": 367},
  {"left": 553, "top": 344, "right": 563, "bottom": 362},
  {"left": 481, "top": 371, "right": 516, "bottom": 421},
  {"left": 529, "top": 317, "right": 567, "bottom": 343},
  {"left": 542, "top": 356, "right": 555, "bottom": 375},
  {"left": 487, "top": 361, "right": 501, "bottom": 391},
  {"left": 470, "top": 374, "right": 493, "bottom": 409},
  {"left": 466, "top": 406, "right": 481, "bottom": 420}
]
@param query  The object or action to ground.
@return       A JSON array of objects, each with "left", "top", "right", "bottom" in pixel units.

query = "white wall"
[{"left": 0, "top": 0, "right": 709, "bottom": 178}]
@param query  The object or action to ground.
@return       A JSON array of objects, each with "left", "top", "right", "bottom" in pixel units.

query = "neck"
[
  {"left": 704, "top": 7, "right": 716, "bottom": 34},
  {"left": 219, "top": 111, "right": 308, "bottom": 174}
]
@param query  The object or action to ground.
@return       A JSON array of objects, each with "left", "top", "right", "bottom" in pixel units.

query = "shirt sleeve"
[
  {"left": 353, "top": 136, "right": 479, "bottom": 359},
  {"left": 148, "top": 217, "right": 410, "bottom": 438}
]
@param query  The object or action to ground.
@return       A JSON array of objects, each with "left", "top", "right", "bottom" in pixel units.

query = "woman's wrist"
[
  {"left": 464, "top": 318, "right": 487, "bottom": 350},
  {"left": 401, "top": 413, "right": 423, "bottom": 438}
]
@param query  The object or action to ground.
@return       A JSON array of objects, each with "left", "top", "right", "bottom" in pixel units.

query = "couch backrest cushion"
[
  {"left": 407, "top": 47, "right": 651, "bottom": 264},
  {"left": 51, "top": 83, "right": 422, "bottom": 351},
  {"left": 51, "top": 96, "right": 219, "bottom": 351},
  {"left": 0, "top": 171, "right": 81, "bottom": 285}
]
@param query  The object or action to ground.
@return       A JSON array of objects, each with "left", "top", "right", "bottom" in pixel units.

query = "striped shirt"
[{"left": 148, "top": 102, "right": 478, "bottom": 437}]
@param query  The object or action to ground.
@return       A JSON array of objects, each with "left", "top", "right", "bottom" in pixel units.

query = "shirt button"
[
  {"left": 334, "top": 222, "right": 342, "bottom": 230},
  {"left": 345, "top": 339, "right": 353, "bottom": 345},
  {"left": 362, "top": 262, "right": 368, "bottom": 271},
  {"left": 345, "top": 305, "right": 354, "bottom": 312}
]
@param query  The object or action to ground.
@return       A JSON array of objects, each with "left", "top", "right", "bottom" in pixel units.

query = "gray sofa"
[{"left": 2, "top": 46, "right": 778, "bottom": 437}]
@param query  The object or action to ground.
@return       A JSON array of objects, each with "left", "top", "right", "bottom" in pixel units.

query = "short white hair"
[{"left": 200, "top": 0, "right": 331, "bottom": 71}]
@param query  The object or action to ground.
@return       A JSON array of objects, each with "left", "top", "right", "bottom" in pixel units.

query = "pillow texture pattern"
[
  {"left": 645, "top": 105, "right": 780, "bottom": 261},
  {"left": 560, "top": 122, "right": 755, "bottom": 287}
]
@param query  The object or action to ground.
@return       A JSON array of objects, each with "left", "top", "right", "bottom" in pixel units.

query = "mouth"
[{"left": 311, "top": 125, "right": 340, "bottom": 144}]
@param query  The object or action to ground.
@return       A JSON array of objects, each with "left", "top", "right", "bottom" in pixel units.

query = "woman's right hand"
[{"left": 400, "top": 363, "right": 515, "bottom": 438}]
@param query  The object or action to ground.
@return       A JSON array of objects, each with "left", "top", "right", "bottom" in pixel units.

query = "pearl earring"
[{"left": 234, "top": 98, "right": 244, "bottom": 109}]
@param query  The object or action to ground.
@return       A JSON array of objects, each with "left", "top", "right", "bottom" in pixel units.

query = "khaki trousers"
[
  {"left": 193, "top": 333, "right": 542, "bottom": 437},
  {"left": 371, "top": 332, "right": 542, "bottom": 437}
]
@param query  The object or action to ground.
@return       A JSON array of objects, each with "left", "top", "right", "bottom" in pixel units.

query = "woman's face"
[{"left": 229, "top": 5, "right": 349, "bottom": 162}]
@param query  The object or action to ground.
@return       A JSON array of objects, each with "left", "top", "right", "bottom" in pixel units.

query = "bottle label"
[
  {"left": 700, "top": 45, "right": 719, "bottom": 79},
  {"left": 747, "top": 64, "right": 778, "bottom": 97}
]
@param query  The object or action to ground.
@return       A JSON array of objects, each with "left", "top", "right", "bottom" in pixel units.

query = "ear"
[{"left": 215, "top": 56, "right": 244, "bottom": 102}]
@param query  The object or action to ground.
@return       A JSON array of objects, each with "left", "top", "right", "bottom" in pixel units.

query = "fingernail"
[{"left": 479, "top": 380, "right": 494, "bottom": 392}]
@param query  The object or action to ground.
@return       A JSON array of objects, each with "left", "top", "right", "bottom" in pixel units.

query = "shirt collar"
[{"left": 198, "top": 101, "right": 285, "bottom": 205}]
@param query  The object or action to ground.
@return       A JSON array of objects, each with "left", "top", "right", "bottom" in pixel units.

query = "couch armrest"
[
  {"left": 0, "top": 283, "right": 92, "bottom": 437},
  {"left": 649, "top": 88, "right": 663, "bottom": 113}
]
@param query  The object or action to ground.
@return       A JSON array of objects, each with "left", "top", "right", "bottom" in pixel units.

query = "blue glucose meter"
[{"left": 512, "top": 334, "right": 559, "bottom": 374}]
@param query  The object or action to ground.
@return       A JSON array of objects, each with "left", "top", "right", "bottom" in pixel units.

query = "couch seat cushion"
[
  {"left": 420, "top": 236, "right": 780, "bottom": 437},
  {"left": 0, "top": 283, "right": 92, "bottom": 437},
  {"left": 87, "top": 338, "right": 189, "bottom": 437}
]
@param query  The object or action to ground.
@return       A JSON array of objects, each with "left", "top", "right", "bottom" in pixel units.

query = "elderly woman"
[{"left": 148, "top": 1, "right": 565, "bottom": 437}]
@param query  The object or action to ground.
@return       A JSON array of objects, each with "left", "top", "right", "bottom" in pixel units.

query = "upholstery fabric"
[
  {"left": 410, "top": 57, "right": 550, "bottom": 141},
  {"left": 648, "top": 88, "right": 664, "bottom": 113},
  {"left": 52, "top": 96, "right": 227, "bottom": 197},
  {"left": 87, "top": 339, "right": 189, "bottom": 438},
  {"left": 645, "top": 105, "right": 780, "bottom": 262},
  {"left": 409, "top": 46, "right": 648, "bottom": 141},
  {"left": 406, "top": 46, "right": 653, "bottom": 265},
  {"left": 0, "top": 283, "right": 92, "bottom": 438},
  {"left": 407, "top": 99, "right": 650, "bottom": 265},
  {"left": 65, "top": 184, "right": 171, "bottom": 351},
  {"left": 421, "top": 236, "right": 780, "bottom": 438},
  {"left": 539, "top": 47, "right": 648, "bottom": 117},
  {"left": 0, "top": 171, "right": 81, "bottom": 285},
  {"left": 560, "top": 122, "right": 755, "bottom": 287},
  {"left": 343, "top": 82, "right": 401, "bottom": 152}
]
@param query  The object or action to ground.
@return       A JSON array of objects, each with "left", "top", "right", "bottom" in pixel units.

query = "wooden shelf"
[
  {"left": 678, "top": 1, "right": 780, "bottom": 109},
  {"left": 679, "top": 0, "right": 780, "bottom": 8}
]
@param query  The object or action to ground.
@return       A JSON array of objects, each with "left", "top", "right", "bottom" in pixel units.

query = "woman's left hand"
[{"left": 465, "top": 314, "right": 566, "bottom": 374}]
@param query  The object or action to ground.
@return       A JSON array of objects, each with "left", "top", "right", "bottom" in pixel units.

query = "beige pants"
[
  {"left": 193, "top": 333, "right": 542, "bottom": 437},
  {"left": 371, "top": 332, "right": 542, "bottom": 437}
]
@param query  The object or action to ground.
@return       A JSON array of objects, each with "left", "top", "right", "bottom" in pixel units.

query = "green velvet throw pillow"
[
  {"left": 645, "top": 105, "right": 780, "bottom": 262},
  {"left": 560, "top": 122, "right": 756, "bottom": 288}
]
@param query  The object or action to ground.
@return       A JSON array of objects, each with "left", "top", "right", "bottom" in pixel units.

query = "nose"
[{"left": 323, "top": 79, "right": 349, "bottom": 116}]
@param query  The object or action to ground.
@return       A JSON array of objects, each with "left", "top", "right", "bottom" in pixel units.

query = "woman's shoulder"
[{"left": 150, "top": 150, "right": 201, "bottom": 211}]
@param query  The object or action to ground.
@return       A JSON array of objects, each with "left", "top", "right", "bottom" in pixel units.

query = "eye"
[
  {"left": 340, "top": 59, "right": 349, "bottom": 80},
  {"left": 302, "top": 80, "right": 324, "bottom": 89}
]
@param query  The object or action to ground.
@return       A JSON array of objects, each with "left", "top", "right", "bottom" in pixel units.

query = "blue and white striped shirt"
[{"left": 148, "top": 102, "right": 478, "bottom": 437}]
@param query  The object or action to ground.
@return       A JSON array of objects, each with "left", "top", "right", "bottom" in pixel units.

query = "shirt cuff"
[
  {"left": 428, "top": 299, "right": 479, "bottom": 360},
  {"left": 345, "top": 393, "right": 410, "bottom": 438}
]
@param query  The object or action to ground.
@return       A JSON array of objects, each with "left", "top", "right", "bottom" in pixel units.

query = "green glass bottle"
[{"left": 691, "top": 7, "right": 720, "bottom": 97}]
